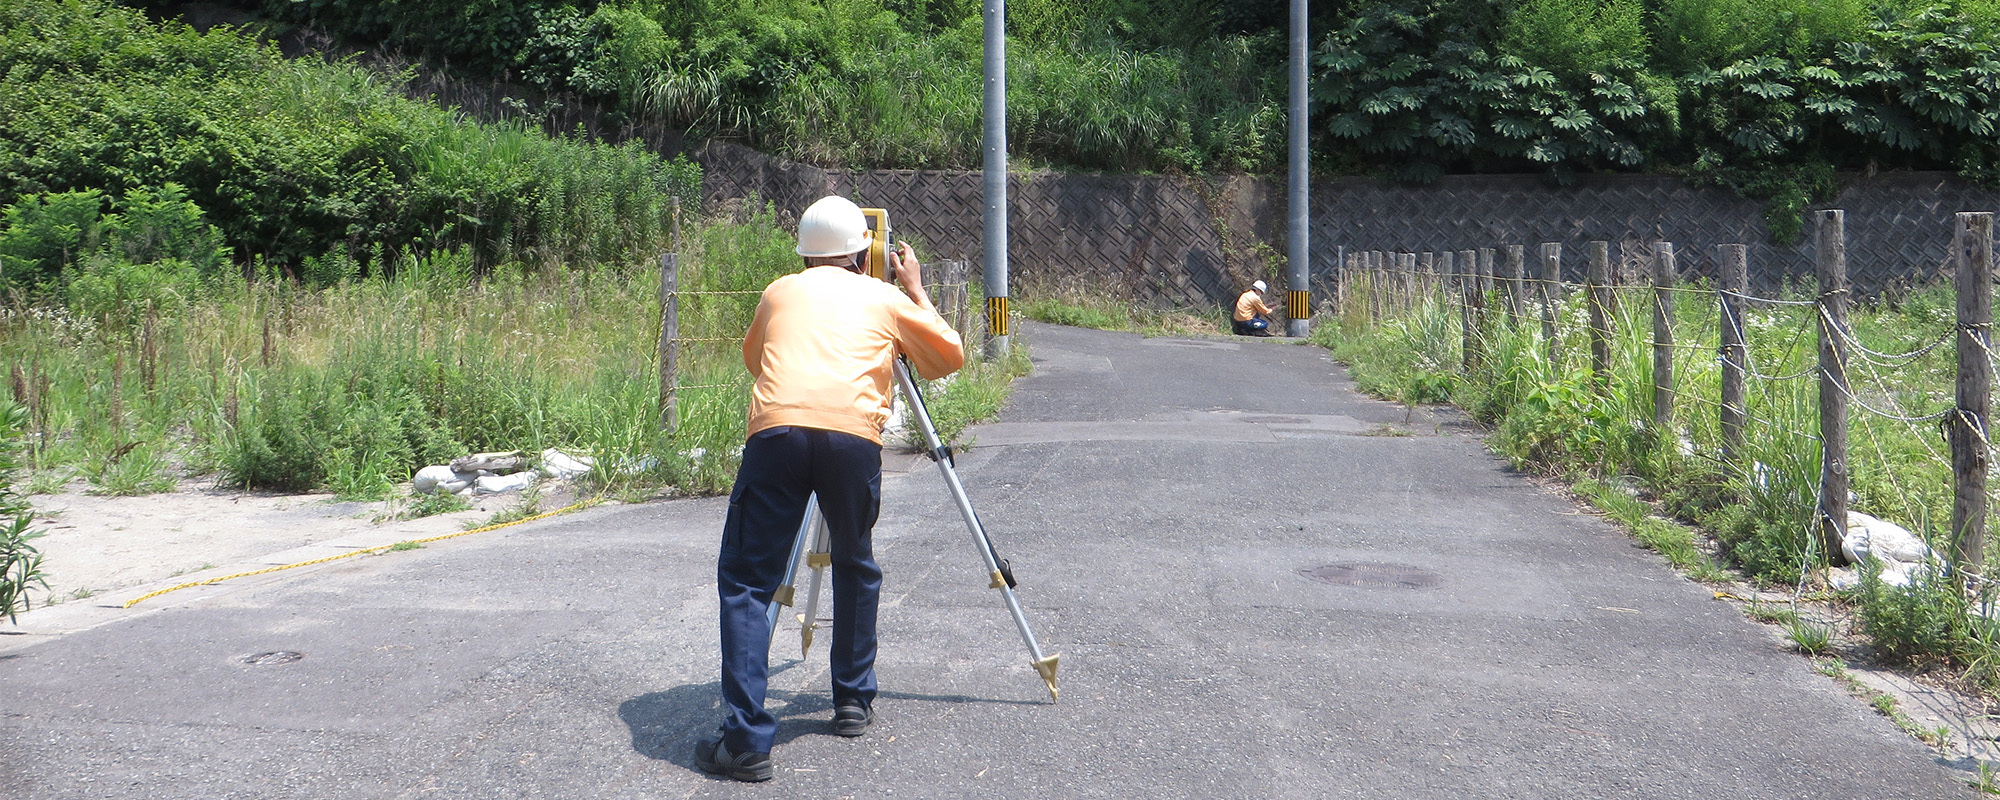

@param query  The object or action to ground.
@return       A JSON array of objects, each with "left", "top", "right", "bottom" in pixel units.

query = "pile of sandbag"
[
  {"left": 1827, "top": 510, "right": 1939, "bottom": 589},
  {"left": 412, "top": 449, "right": 595, "bottom": 496}
]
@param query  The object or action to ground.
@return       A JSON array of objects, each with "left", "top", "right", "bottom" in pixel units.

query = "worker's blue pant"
[{"left": 716, "top": 426, "right": 882, "bottom": 754}]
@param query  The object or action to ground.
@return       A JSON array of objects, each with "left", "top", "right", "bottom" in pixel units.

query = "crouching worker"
[
  {"left": 1233, "top": 280, "right": 1277, "bottom": 337},
  {"left": 697, "top": 196, "right": 965, "bottom": 782}
]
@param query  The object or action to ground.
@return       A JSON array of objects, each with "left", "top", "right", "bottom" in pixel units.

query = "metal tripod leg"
[
  {"left": 765, "top": 493, "right": 821, "bottom": 638},
  {"left": 795, "top": 513, "right": 832, "bottom": 657},
  {"left": 893, "top": 359, "right": 1060, "bottom": 702}
]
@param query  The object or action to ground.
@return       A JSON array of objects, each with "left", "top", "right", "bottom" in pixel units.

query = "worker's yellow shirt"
[
  {"left": 742, "top": 265, "right": 965, "bottom": 444},
  {"left": 1234, "top": 290, "right": 1275, "bottom": 322}
]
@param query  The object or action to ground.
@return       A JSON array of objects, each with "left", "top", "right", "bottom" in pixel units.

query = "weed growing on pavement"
[
  {"left": 1786, "top": 618, "right": 1833, "bottom": 655},
  {"left": 1971, "top": 762, "right": 2000, "bottom": 795},
  {"left": 479, "top": 487, "right": 546, "bottom": 529},
  {"left": 401, "top": 492, "right": 472, "bottom": 521}
]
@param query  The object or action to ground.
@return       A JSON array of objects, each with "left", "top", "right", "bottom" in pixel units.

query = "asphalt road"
[{"left": 0, "top": 320, "right": 1974, "bottom": 798}]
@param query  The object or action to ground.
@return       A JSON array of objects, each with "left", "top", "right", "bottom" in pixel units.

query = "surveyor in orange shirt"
[
  {"left": 1233, "top": 279, "right": 1276, "bottom": 336},
  {"left": 698, "top": 196, "right": 964, "bottom": 782}
]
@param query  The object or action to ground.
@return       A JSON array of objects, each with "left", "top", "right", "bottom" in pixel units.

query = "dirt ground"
[{"left": 21, "top": 479, "right": 580, "bottom": 608}]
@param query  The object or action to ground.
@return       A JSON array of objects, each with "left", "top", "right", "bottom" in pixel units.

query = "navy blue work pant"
[
  {"left": 717, "top": 426, "right": 883, "bottom": 754},
  {"left": 1233, "top": 317, "right": 1271, "bottom": 336}
]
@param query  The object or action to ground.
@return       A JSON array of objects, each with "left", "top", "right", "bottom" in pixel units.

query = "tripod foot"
[
  {"left": 798, "top": 615, "right": 817, "bottom": 658},
  {"left": 1033, "top": 654, "right": 1060, "bottom": 702}
]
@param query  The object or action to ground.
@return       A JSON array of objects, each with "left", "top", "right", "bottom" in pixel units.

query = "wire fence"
[{"left": 1334, "top": 210, "right": 1999, "bottom": 597}]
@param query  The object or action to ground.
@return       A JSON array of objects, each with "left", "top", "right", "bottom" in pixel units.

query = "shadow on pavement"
[{"left": 619, "top": 668, "right": 1046, "bottom": 775}]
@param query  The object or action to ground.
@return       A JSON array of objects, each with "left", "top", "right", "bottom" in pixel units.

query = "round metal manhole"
[
  {"left": 1300, "top": 562, "right": 1444, "bottom": 590},
  {"left": 240, "top": 651, "right": 304, "bottom": 666}
]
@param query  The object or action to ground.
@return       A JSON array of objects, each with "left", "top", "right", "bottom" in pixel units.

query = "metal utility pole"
[
  {"left": 982, "top": 0, "right": 1011, "bottom": 358},
  {"left": 1285, "top": 0, "right": 1310, "bottom": 338}
]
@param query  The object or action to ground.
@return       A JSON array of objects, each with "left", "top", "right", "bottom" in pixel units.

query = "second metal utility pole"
[
  {"left": 982, "top": 0, "right": 1011, "bottom": 358},
  {"left": 1285, "top": 0, "right": 1311, "bottom": 338}
]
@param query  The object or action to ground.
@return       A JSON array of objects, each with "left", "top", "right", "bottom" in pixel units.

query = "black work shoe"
[
  {"left": 832, "top": 703, "right": 873, "bottom": 737},
  {"left": 694, "top": 736, "right": 774, "bottom": 782}
]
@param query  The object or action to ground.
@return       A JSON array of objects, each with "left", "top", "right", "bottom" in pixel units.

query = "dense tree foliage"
[
  {"left": 16, "top": 0, "right": 2000, "bottom": 257},
  {"left": 1317, "top": 0, "right": 2000, "bottom": 238},
  {"left": 0, "top": 0, "right": 699, "bottom": 290},
  {"left": 160, "top": 0, "right": 1999, "bottom": 238}
]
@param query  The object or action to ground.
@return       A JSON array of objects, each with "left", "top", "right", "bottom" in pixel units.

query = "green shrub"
[
  {"left": 65, "top": 257, "right": 203, "bottom": 324},
  {"left": 0, "top": 403, "right": 49, "bottom": 622},
  {"left": 0, "top": 190, "right": 105, "bottom": 289},
  {"left": 222, "top": 376, "right": 332, "bottom": 492},
  {"left": 1856, "top": 565, "right": 1975, "bottom": 665},
  {"left": 102, "top": 183, "right": 231, "bottom": 279},
  {"left": 1, "top": 0, "right": 699, "bottom": 281},
  {"left": 1501, "top": 0, "right": 1649, "bottom": 79}
]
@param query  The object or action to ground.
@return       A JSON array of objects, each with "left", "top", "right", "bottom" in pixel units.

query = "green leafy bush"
[
  {"left": 1, "top": 0, "right": 699, "bottom": 281},
  {"left": 0, "top": 190, "right": 106, "bottom": 289},
  {"left": 0, "top": 403, "right": 49, "bottom": 622},
  {"left": 1856, "top": 565, "right": 1978, "bottom": 665}
]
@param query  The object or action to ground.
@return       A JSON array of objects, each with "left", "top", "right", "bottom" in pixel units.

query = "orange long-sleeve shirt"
[
  {"left": 1234, "top": 290, "right": 1274, "bottom": 322},
  {"left": 741, "top": 265, "right": 966, "bottom": 444}
]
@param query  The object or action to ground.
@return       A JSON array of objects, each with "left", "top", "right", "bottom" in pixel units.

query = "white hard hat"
[
  {"left": 796, "top": 196, "right": 870, "bottom": 257},
  {"left": 1253, "top": 280, "right": 1267, "bottom": 292}
]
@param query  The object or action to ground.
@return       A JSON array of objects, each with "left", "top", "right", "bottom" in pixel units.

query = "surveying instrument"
[{"left": 760, "top": 208, "right": 1060, "bottom": 702}]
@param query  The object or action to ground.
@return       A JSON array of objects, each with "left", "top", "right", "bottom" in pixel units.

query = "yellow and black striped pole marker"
[
  {"left": 1288, "top": 290, "right": 1311, "bottom": 321},
  {"left": 987, "top": 295, "right": 1010, "bottom": 338}
]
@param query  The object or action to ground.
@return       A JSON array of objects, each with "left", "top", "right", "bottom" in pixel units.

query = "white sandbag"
[
  {"left": 474, "top": 471, "right": 540, "bottom": 495},
  {"left": 1842, "top": 511, "right": 1937, "bottom": 587},
  {"left": 413, "top": 464, "right": 474, "bottom": 495},
  {"left": 1843, "top": 511, "right": 1932, "bottom": 565},
  {"left": 882, "top": 400, "right": 907, "bottom": 442},
  {"left": 541, "top": 448, "right": 594, "bottom": 479},
  {"left": 453, "top": 450, "right": 528, "bottom": 474}
]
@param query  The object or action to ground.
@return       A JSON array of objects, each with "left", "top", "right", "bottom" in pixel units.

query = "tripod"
[{"left": 762, "top": 357, "right": 1060, "bottom": 702}]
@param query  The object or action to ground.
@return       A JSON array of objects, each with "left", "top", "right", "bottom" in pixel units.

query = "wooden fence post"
[
  {"left": 1478, "top": 248, "right": 1496, "bottom": 298},
  {"left": 1652, "top": 242, "right": 1676, "bottom": 436},
  {"left": 1420, "top": 252, "right": 1436, "bottom": 302},
  {"left": 1461, "top": 249, "right": 1481, "bottom": 372},
  {"left": 1541, "top": 243, "right": 1562, "bottom": 368},
  {"left": 1952, "top": 212, "right": 1994, "bottom": 588},
  {"left": 1408, "top": 253, "right": 1424, "bottom": 312},
  {"left": 1718, "top": 244, "right": 1749, "bottom": 471},
  {"left": 657, "top": 249, "right": 680, "bottom": 433},
  {"left": 1587, "top": 241, "right": 1613, "bottom": 385},
  {"left": 1816, "top": 210, "right": 1851, "bottom": 565},
  {"left": 1338, "top": 251, "right": 1353, "bottom": 315},
  {"left": 1400, "top": 253, "right": 1417, "bottom": 313},
  {"left": 1369, "top": 250, "right": 1384, "bottom": 321},
  {"left": 1506, "top": 245, "right": 1526, "bottom": 324}
]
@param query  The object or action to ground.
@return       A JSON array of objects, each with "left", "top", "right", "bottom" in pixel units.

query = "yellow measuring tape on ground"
[{"left": 122, "top": 494, "right": 603, "bottom": 608}]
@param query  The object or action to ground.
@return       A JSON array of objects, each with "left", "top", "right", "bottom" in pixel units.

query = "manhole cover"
[
  {"left": 1241, "top": 416, "right": 1309, "bottom": 425},
  {"left": 241, "top": 651, "right": 303, "bottom": 666},
  {"left": 1300, "top": 562, "right": 1443, "bottom": 590}
]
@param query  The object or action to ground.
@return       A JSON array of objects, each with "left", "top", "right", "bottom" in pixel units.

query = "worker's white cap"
[{"left": 1253, "top": 280, "right": 1267, "bottom": 292}]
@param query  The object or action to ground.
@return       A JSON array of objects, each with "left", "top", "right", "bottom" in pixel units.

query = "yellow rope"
[{"left": 121, "top": 494, "right": 604, "bottom": 608}]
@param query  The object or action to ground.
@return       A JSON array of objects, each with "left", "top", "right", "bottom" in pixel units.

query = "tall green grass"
[{"left": 2, "top": 205, "right": 1011, "bottom": 501}]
